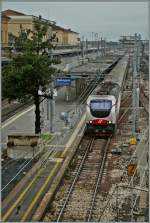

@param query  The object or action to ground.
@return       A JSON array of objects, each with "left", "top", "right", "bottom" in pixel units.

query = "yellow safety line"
[
  {"left": 21, "top": 161, "right": 60, "bottom": 221},
  {"left": 2, "top": 150, "right": 56, "bottom": 221},
  {"left": 2, "top": 105, "right": 34, "bottom": 128},
  {"left": 2, "top": 166, "right": 44, "bottom": 221}
]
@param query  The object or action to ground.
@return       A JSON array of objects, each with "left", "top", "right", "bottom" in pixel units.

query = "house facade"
[
  {"left": 52, "top": 25, "right": 80, "bottom": 47},
  {"left": 1, "top": 9, "right": 80, "bottom": 50},
  {"left": 1, "top": 15, "right": 10, "bottom": 47}
]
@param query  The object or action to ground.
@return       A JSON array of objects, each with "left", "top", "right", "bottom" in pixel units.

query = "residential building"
[
  {"left": 7, "top": 16, "right": 52, "bottom": 44},
  {"left": 52, "top": 24, "right": 80, "bottom": 47},
  {"left": 2, "top": 10, "right": 53, "bottom": 48},
  {"left": 2, "top": 9, "right": 25, "bottom": 16},
  {"left": 1, "top": 9, "right": 80, "bottom": 50},
  {"left": 67, "top": 28, "right": 80, "bottom": 46},
  {"left": 119, "top": 36, "right": 136, "bottom": 49},
  {"left": 1, "top": 15, "right": 11, "bottom": 47}
]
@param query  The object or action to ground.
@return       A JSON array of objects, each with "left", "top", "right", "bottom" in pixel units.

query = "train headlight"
[
  {"left": 89, "top": 120, "right": 92, "bottom": 124},
  {"left": 109, "top": 121, "right": 112, "bottom": 124}
]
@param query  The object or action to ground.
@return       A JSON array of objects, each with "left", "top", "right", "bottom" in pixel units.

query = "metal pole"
[
  {"left": 81, "top": 36, "right": 84, "bottom": 63},
  {"left": 104, "top": 38, "right": 106, "bottom": 57},
  {"left": 92, "top": 32, "right": 95, "bottom": 55},
  {"left": 86, "top": 38, "right": 88, "bottom": 58},
  {"left": 41, "top": 98, "right": 45, "bottom": 131},
  {"left": 101, "top": 37, "right": 103, "bottom": 57},
  {"left": 131, "top": 177, "right": 134, "bottom": 221},
  {"left": 116, "top": 185, "right": 119, "bottom": 221},
  {"left": 47, "top": 98, "right": 49, "bottom": 120},
  {"left": 136, "top": 34, "right": 140, "bottom": 132},
  {"left": 49, "top": 82, "right": 54, "bottom": 133},
  {"left": 132, "top": 33, "right": 140, "bottom": 135}
]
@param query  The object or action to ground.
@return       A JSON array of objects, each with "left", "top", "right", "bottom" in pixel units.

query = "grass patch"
[{"left": 41, "top": 133, "right": 52, "bottom": 142}]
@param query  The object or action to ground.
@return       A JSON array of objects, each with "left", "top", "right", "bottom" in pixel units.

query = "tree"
[{"left": 2, "top": 17, "right": 59, "bottom": 134}]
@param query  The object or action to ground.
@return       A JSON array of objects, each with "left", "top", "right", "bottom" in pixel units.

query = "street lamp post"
[
  {"left": 49, "top": 82, "right": 54, "bottom": 133},
  {"left": 81, "top": 36, "right": 84, "bottom": 63},
  {"left": 86, "top": 38, "right": 88, "bottom": 58},
  {"left": 132, "top": 33, "right": 141, "bottom": 135}
]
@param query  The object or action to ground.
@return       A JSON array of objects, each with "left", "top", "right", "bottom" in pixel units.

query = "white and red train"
[{"left": 85, "top": 55, "right": 129, "bottom": 136}]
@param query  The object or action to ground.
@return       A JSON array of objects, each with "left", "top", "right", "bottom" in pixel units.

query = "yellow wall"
[
  {"left": 8, "top": 19, "right": 33, "bottom": 39},
  {"left": 54, "top": 29, "right": 79, "bottom": 46},
  {"left": 53, "top": 30, "right": 63, "bottom": 45},
  {"left": 1, "top": 17, "right": 9, "bottom": 47},
  {"left": 4, "top": 17, "right": 52, "bottom": 46},
  {"left": 2, "top": 14, "right": 79, "bottom": 48},
  {"left": 68, "top": 32, "right": 79, "bottom": 46}
]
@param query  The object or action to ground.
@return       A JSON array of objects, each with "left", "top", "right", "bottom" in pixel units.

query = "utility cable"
[{"left": 1, "top": 142, "right": 53, "bottom": 192}]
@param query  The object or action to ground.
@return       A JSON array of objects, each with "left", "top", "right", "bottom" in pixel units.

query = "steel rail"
[
  {"left": 76, "top": 57, "right": 120, "bottom": 106},
  {"left": 56, "top": 137, "right": 95, "bottom": 222},
  {"left": 2, "top": 101, "right": 33, "bottom": 122},
  {"left": 86, "top": 137, "right": 112, "bottom": 222},
  {"left": 118, "top": 107, "right": 130, "bottom": 124}
]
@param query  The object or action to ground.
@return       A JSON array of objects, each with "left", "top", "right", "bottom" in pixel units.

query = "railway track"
[
  {"left": 2, "top": 148, "right": 61, "bottom": 222},
  {"left": 44, "top": 136, "right": 111, "bottom": 222},
  {"left": 2, "top": 101, "right": 33, "bottom": 122},
  {"left": 77, "top": 57, "right": 121, "bottom": 105}
]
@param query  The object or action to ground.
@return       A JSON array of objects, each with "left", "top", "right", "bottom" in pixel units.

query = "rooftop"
[
  {"left": 52, "top": 24, "right": 79, "bottom": 34},
  {"left": 2, "top": 9, "right": 26, "bottom": 16}
]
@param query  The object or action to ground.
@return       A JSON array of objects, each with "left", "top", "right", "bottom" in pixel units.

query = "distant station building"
[
  {"left": 1, "top": 10, "right": 26, "bottom": 49},
  {"left": 1, "top": 14, "right": 11, "bottom": 48},
  {"left": 52, "top": 24, "right": 80, "bottom": 48},
  {"left": 119, "top": 36, "right": 136, "bottom": 49},
  {"left": 1, "top": 10, "right": 53, "bottom": 50},
  {"left": 1, "top": 9, "right": 80, "bottom": 55}
]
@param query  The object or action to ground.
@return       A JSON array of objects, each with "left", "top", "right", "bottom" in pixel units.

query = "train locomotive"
[{"left": 85, "top": 55, "right": 129, "bottom": 136}]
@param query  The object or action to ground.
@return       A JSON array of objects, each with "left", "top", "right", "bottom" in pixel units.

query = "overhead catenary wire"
[
  {"left": 1, "top": 141, "right": 55, "bottom": 192},
  {"left": 2, "top": 141, "right": 40, "bottom": 171},
  {"left": 2, "top": 60, "right": 102, "bottom": 176}
]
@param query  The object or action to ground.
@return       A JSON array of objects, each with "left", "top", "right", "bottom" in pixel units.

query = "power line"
[{"left": 1, "top": 141, "right": 54, "bottom": 192}]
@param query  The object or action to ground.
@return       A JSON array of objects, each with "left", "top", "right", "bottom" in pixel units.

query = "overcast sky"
[{"left": 2, "top": 1, "right": 149, "bottom": 41}]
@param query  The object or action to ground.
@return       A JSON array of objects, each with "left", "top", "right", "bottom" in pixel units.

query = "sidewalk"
[{"left": 40, "top": 85, "right": 85, "bottom": 149}]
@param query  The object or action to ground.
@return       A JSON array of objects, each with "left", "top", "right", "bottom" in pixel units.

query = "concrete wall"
[{"left": 7, "top": 135, "right": 40, "bottom": 159}]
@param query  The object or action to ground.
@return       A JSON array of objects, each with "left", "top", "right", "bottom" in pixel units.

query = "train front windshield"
[{"left": 90, "top": 100, "right": 112, "bottom": 118}]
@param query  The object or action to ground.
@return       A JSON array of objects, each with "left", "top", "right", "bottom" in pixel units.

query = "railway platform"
[{"left": 2, "top": 109, "right": 86, "bottom": 222}]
